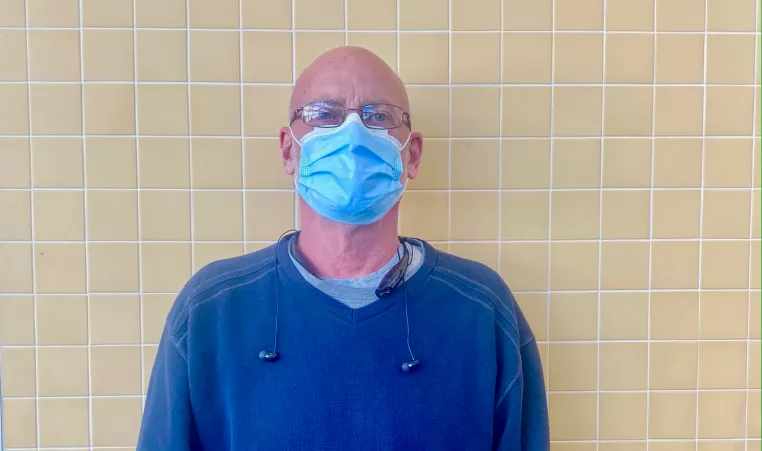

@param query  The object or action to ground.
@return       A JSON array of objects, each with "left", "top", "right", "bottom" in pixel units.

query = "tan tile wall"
[{"left": 0, "top": 0, "right": 759, "bottom": 449}]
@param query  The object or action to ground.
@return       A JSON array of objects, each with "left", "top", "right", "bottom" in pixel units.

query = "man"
[{"left": 138, "top": 47, "right": 549, "bottom": 450}]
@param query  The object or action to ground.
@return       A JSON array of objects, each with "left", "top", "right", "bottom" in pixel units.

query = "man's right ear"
[{"left": 280, "top": 127, "right": 296, "bottom": 176}]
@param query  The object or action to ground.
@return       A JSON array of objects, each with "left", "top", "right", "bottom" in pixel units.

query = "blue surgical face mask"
[{"left": 290, "top": 113, "right": 411, "bottom": 225}]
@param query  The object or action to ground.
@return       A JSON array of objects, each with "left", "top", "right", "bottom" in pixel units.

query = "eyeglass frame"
[{"left": 289, "top": 101, "right": 413, "bottom": 130}]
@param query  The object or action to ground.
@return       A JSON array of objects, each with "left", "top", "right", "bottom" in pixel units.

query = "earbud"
[
  {"left": 401, "top": 359, "right": 420, "bottom": 373},
  {"left": 259, "top": 350, "right": 279, "bottom": 362}
]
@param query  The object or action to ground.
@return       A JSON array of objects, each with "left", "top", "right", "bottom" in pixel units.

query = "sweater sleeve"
[{"left": 137, "top": 326, "right": 202, "bottom": 450}]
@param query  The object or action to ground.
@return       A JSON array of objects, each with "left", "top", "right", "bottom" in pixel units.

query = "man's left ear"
[{"left": 405, "top": 132, "right": 424, "bottom": 179}]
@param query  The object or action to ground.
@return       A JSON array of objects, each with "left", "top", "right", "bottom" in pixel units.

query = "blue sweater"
[{"left": 138, "top": 238, "right": 549, "bottom": 450}]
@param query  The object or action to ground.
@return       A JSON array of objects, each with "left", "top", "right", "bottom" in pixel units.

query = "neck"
[{"left": 295, "top": 199, "right": 401, "bottom": 279}]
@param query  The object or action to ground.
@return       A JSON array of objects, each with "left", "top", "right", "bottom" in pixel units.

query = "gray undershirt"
[{"left": 288, "top": 236, "right": 425, "bottom": 309}]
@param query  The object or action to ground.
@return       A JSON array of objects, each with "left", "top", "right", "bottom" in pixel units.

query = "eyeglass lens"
[{"left": 301, "top": 102, "right": 405, "bottom": 129}]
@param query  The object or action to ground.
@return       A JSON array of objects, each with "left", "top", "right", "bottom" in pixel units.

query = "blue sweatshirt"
[{"left": 137, "top": 237, "right": 549, "bottom": 450}]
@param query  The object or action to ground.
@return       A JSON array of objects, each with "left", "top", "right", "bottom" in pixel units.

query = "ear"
[
  {"left": 280, "top": 126, "right": 297, "bottom": 176},
  {"left": 405, "top": 132, "right": 424, "bottom": 179}
]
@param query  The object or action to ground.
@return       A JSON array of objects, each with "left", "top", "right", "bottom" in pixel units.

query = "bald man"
[{"left": 138, "top": 47, "right": 549, "bottom": 451}]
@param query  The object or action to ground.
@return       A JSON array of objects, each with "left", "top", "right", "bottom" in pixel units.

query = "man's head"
[{"left": 280, "top": 46, "right": 423, "bottom": 226}]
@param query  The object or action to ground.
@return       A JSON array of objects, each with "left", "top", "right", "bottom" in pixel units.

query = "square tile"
[
  {"left": 243, "top": 32, "right": 293, "bottom": 83},
  {"left": 190, "top": 85, "right": 241, "bottom": 136},
  {"left": 649, "top": 392, "right": 697, "bottom": 438},
  {"left": 189, "top": 0, "right": 238, "bottom": 28},
  {"left": 294, "top": 32, "right": 345, "bottom": 76},
  {"left": 407, "top": 140, "right": 449, "bottom": 190},
  {"left": 36, "top": 295, "right": 88, "bottom": 345},
  {"left": 600, "top": 292, "right": 648, "bottom": 340},
  {"left": 0, "top": 243, "right": 33, "bottom": 293},
  {"left": 448, "top": 243, "right": 499, "bottom": 271},
  {"left": 650, "top": 291, "right": 699, "bottom": 339},
  {"left": 605, "top": 0, "right": 654, "bottom": 30},
  {"left": 656, "top": 0, "right": 705, "bottom": 31},
  {"left": 90, "top": 294, "right": 140, "bottom": 344},
  {"left": 294, "top": 0, "right": 344, "bottom": 29},
  {"left": 599, "top": 393, "right": 647, "bottom": 439},
  {"left": 86, "top": 190, "right": 138, "bottom": 240},
  {"left": 748, "top": 391, "right": 761, "bottom": 438},
  {"left": 142, "top": 293, "right": 175, "bottom": 343},
  {"left": 28, "top": 0, "right": 79, "bottom": 26},
  {"left": 84, "top": 84, "right": 136, "bottom": 135},
  {"left": 553, "top": 87, "right": 603, "bottom": 137},
  {"left": 87, "top": 243, "right": 140, "bottom": 292},
  {"left": 347, "top": 0, "right": 396, "bottom": 29},
  {"left": 0, "top": 29, "right": 27, "bottom": 81},
  {"left": 35, "top": 243, "right": 87, "bottom": 293},
  {"left": 0, "top": 138, "right": 30, "bottom": 188},
  {"left": 499, "top": 242, "right": 549, "bottom": 291},
  {"left": 452, "top": 0, "right": 500, "bottom": 29},
  {"left": 749, "top": 342, "right": 761, "bottom": 388},
  {"left": 138, "top": 138, "right": 190, "bottom": 188},
  {"left": 656, "top": 34, "right": 705, "bottom": 84},
  {"left": 451, "top": 192, "right": 499, "bottom": 240},
  {"left": 650, "top": 341, "right": 698, "bottom": 389},
  {"left": 502, "top": 87, "right": 551, "bottom": 137},
  {"left": 0, "top": 296, "right": 35, "bottom": 345},
  {"left": 83, "top": 30, "right": 134, "bottom": 81},
  {"left": 549, "top": 242, "right": 599, "bottom": 290},
  {"left": 549, "top": 393, "right": 597, "bottom": 440},
  {"left": 346, "top": 33, "right": 397, "bottom": 72},
  {"left": 245, "top": 138, "right": 292, "bottom": 189},
  {"left": 136, "top": 0, "right": 186, "bottom": 27},
  {"left": 600, "top": 241, "right": 650, "bottom": 289},
  {"left": 554, "top": 33, "right": 603, "bottom": 83},
  {"left": 82, "top": 0, "right": 133, "bottom": 26},
  {"left": 137, "top": 84, "right": 189, "bottom": 136},
  {"left": 702, "top": 190, "right": 751, "bottom": 238},
  {"left": 701, "top": 241, "right": 750, "bottom": 289},
  {"left": 451, "top": 140, "right": 499, "bottom": 188},
  {"left": 500, "top": 191, "right": 549, "bottom": 240},
  {"left": 705, "top": 138, "right": 753, "bottom": 187},
  {"left": 503, "top": 0, "right": 552, "bottom": 30},
  {"left": 407, "top": 87, "right": 449, "bottom": 137},
  {"left": 2, "top": 399, "right": 36, "bottom": 448},
  {"left": 38, "top": 347, "right": 89, "bottom": 396},
  {"left": 399, "top": 192, "right": 448, "bottom": 240},
  {"left": 193, "top": 191, "right": 243, "bottom": 241},
  {"left": 28, "top": 30, "right": 81, "bottom": 81},
  {"left": 91, "top": 346, "right": 142, "bottom": 395},
  {"left": 1, "top": 348, "right": 36, "bottom": 396},
  {"left": 605, "top": 34, "right": 654, "bottom": 83},
  {"left": 244, "top": 85, "right": 292, "bottom": 137},
  {"left": 555, "top": 0, "right": 603, "bottom": 30},
  {"left": 698, "top": 391, "right": 746, "bottom": 438},
  {"left": 654, "top": 87, "right": 704, "bottom": 136},
  {"left": 193, "top": 243, "right": 244, "bottom": 272},
  {"left": 30, "top": 84, "right": 83, "bottom": 135},
  {"left": 707, "top": 0, "right": 756, "bottom": 31},
  {"left": 33, "top": 191, "right": 84, "bottom": 240},
  {"left": 399, "top": 0, "right": 448, "bottom": 30},
  {"left": 549, "top": 343, "right": 597, "bottom": 390},
  {"left": 599, "top": 443, "right": 647, "bottom": 451},
  {"left": 141, "top": 243, "right": 192, "bottom": 292},
  {"left": 599, "top": 342, "right": 647, "bottom": 390},
  {"left": 705, "top": 86, "right": 754, "bottom": 136},
  {"left": 754, "top": 190, "right": 761, "bottom": 238},
  {"left": 502, "top": 33, "right": 552, "bottom": 83},
  {"left": 140, "top": 190, "right": 191, "bottom": 240},
  {"left": 0, "top": 84, "right": 29, "bottom": 134},
  {"left": 399, "top": 33, "right": 449, "bottom": 84},
  {"left": 0, "top": 190, "right": 31, "bottom": 240},
  {"left": 602, "top": 190, "right": 650, "bottom": 239},
  {"left": 136, "top": 30, "right": 187, "bottom": 81},
  {"left": 246, "top": 192, "right": 295, "bottom": 240},
  {"left": 85, "top": 138, "right": 137, "bottom": 188},
  {"left": 549, "top": 292, "right": 597, "bottom": 340},
  {"left": 513, "top": 293, "right": 548, "bottom": 340},
  {"left": 501, "top": 139, "right": 550, "bottom": 189},
  {"left": 751, "top": 295, "right": 761, "bottom": 338},
  {"left": 653, "top": 138, "right": 702, "bottom": 188},
  {"left": 699, "top": 341, "right": 747, "bottom": 389},
  {"left": 699, "top": 442, "right": 746, "bottom": 451},
  {"left": 190, "top": 30, "right": 240, "bottom": 82},
  {"left": 551, "top": 190, "right": 600, "bottom": 239},
  {"left": 0, "top": 0, "right": 25, "bottom": 26},
  {"left": 652, "top": 190, "right": 700, "bottom": 238},
  {"left": 650, "top": 241, "right": 700, "bottom": 289},
  {"left": 192, "top": 138, "right": 242, "bottom": 188},
  {"left": 38, "top": 398, "right": 89, "bottom": 447},
  {"left": 451, "top": 87, "right": 500, "bottom": 137},
  {"left": 92, "top": 397, "right": 143, "bottom": 447},
  {"left": 604, "top": 87, "right": 653, "bottom": 136},
  {"left": 707, "top": 34, "right": 756, "bottom": 84},
  {"left": 552, "top": 139, "right": 601, "bottom": 188},
  {"left": 452, "top": 33, "right": 500, "bottom": 83}
]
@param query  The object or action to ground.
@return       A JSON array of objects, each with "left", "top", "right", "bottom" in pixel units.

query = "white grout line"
[
  {"left": 0, "top": 134, "right": 755, "bottom": 139},
  {"left": 239, "top": 0, "right": 247, "bottom": 249},
  {"left": 186, "top": 0, "right": 195, "bottom": 276},
  {"left": 2, "top": 80, "right": 758, "bottom": 87},
  {"left": 496, "top": 0, "right": 503, "bottom": 275},
  {"left": 447, "top": 0, "right": 452, "bottom": 244},
  {"left": 546, "top": 0, "right": 556, "bottom": 397},
  {"left": 595, "top": 1, "right": 606, "bottom": 446},
  {"left": 132, "top": 0, "right": 145, "bottom": 410}
]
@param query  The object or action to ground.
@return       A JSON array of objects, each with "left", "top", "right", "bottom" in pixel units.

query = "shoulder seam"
[
  {"left": 495, "top": 369, "right": 521, "bottom": 409},
  {"left": 188, "top": 267, "right": 276, "bottom": 314}
]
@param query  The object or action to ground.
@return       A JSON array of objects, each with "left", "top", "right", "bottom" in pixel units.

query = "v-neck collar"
[{"left": 276, "top": 233, "right": 438, "bottom": 323}]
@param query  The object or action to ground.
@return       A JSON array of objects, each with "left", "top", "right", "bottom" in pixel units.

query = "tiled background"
[{"left": 0, "top": 0, "right": 760, "bottom": 449}]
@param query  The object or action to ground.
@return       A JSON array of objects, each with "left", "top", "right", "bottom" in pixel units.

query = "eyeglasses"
[{"left": 290, "top": 101, "right": 412, "bottom": 130}]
